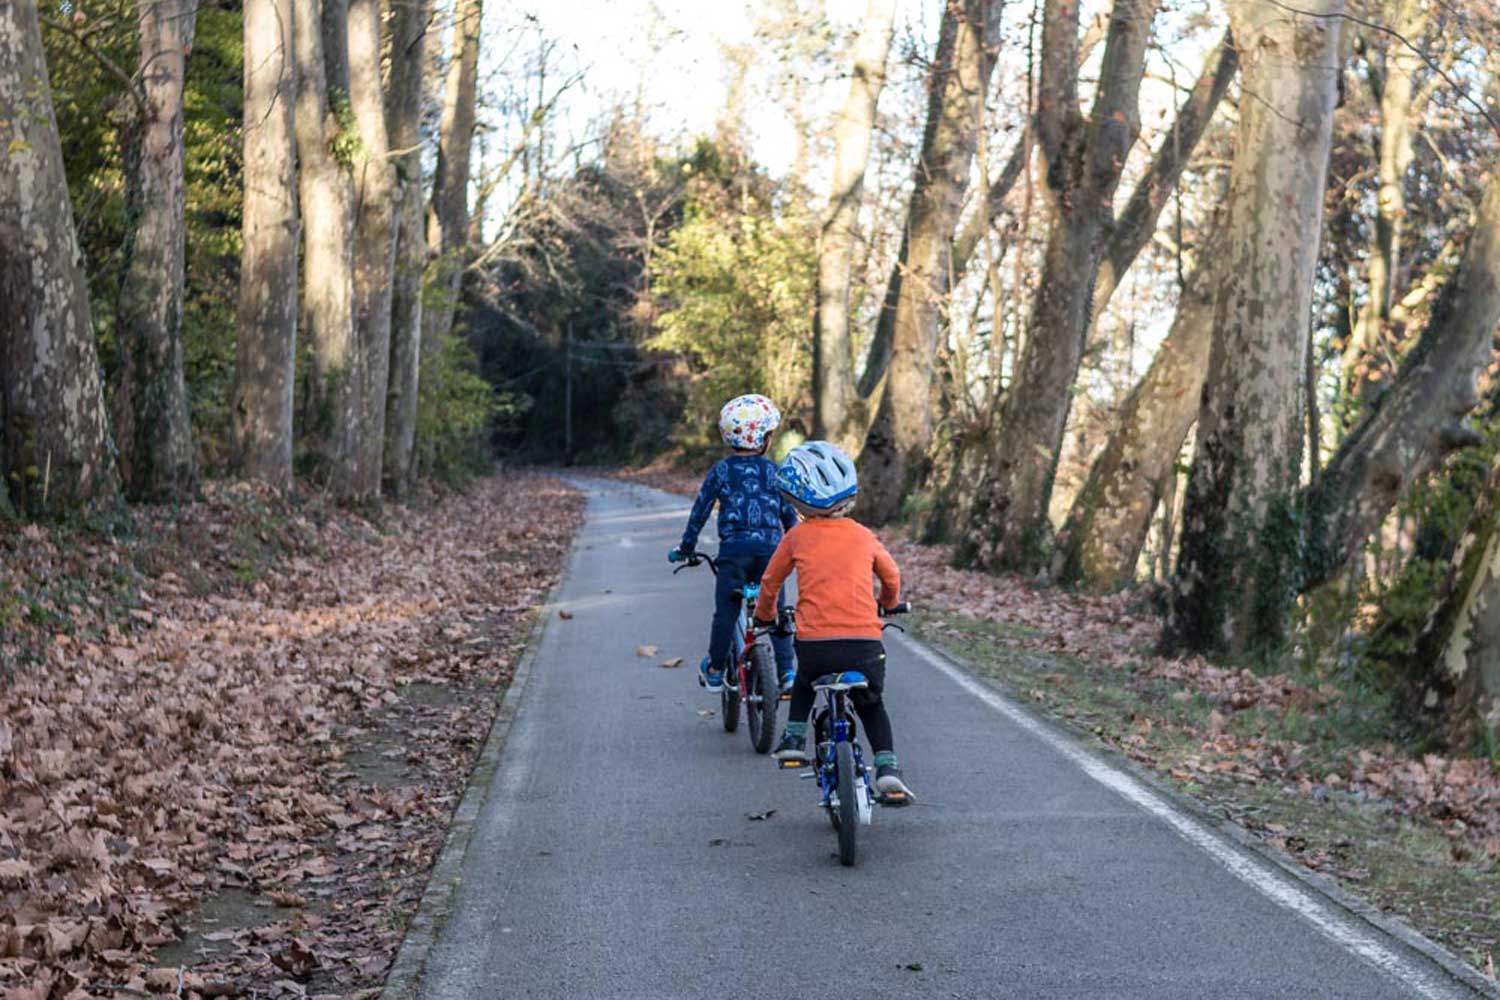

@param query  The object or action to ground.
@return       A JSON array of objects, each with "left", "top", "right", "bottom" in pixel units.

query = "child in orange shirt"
[{"left": 753, "top": 441, "right": 912, "bottom": 798}]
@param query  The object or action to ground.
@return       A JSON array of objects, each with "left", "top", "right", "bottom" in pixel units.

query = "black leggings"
[{"left": 789, "top": 639, "right": 894, "bottom": 754}]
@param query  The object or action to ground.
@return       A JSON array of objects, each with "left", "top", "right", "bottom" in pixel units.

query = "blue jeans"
[{"left": 709, "top": 552, "right": 793, "bottom": 675}]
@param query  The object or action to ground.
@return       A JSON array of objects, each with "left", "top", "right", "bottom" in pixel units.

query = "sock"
[
  {"left": 783, "top": 721, "right": 808, "bottom": 741},
  {"left": 874, "top": 751, "right": 898, "bottom": 768}
]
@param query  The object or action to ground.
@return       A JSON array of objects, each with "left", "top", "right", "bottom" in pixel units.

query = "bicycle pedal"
[
  {"left": 878, "top": 791, "right": 912, "bottom": 807},
  {"left": 779, "top": 692, "right": 791, "bottom": 701},
  {"left": 778, "top": 758, "right": 810, "bottom": 770}
]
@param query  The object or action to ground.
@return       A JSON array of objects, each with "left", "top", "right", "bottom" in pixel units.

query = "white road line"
[{"left": 895, "top": 633, "right": 1472, "bottom": 1000}]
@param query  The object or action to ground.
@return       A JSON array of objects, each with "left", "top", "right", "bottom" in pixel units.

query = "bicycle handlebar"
[
  {"left": 879, "top": 601, "right": 911, "bottom": 616},
  {"left": 671, "top": 552, "right": 718, "bottom": 575}
]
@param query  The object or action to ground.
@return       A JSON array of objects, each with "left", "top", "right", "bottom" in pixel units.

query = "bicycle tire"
[
  {"left": 836, "top": 741, "right": 858, "bottom": 866},
  {"left": 746, "top": 645, "right": 778, "bottom": 754},
  {"left": 721, "top": 679, "right": 741, "bottom": 733}
]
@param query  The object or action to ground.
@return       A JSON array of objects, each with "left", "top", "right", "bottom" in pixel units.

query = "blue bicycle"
[
  {"left": 776, "top": 601, "right": 912, "bottom": 866},
  {"left": 671, "top": 552, "right": 781, "bottom": 754}
]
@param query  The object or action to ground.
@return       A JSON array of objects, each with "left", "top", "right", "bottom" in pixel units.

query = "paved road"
[{"left": 416, "top": 478, "right": 1482, "bottom": 1000}]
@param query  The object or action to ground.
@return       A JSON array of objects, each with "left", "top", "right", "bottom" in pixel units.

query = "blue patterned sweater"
[{"left": 680, "top": 455, "right": 797, "bottom": 556}]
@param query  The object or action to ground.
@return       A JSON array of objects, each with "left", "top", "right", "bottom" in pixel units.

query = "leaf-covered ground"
[
  {"left": 0, "top": 472, "right": 582, "bottom": 999},
  {"left": 617, "top": 465, "right": 1498, "bottom": 978}
]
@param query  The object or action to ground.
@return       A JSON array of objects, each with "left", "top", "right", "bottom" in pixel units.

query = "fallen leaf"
[
  {"left": 659, "top": 657, "right": 684, "bottom": 668},
  {"left": 558, "top": 609, "right": 574, "bottom": 620},
  {"left": 636, "top": 645, "right": 659, "bottom": 657},
  {"left": 747, "top": 809, "right": 777, "bottom": 821}
]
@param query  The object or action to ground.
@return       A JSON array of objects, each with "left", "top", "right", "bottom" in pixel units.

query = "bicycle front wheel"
[
  {"left": 746, "top": 645, "right": 778, "bottom": 754},
  {"left": 836, "top": 741, "right": 858, "bottom": 866}
]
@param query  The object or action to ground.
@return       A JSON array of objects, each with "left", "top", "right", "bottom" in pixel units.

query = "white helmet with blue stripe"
[{"left": 778, "top": 441, "right": 858, "bottom": 517}]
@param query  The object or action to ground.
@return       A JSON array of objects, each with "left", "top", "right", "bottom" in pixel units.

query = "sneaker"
[
  {"left": 876, "top": 764, "right": 914, "bottom": 799},
  {"left": 779, "top": 669, "right": 796, "bottom": 694},
  {"left": 698, "top": 656, "right": 724, "bottom": 692},
  {"left": 773, "top": 730, "right": 809, "bottom": 763}
]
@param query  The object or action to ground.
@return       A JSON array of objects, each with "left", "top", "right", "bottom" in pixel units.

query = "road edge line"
[
  {"left": 893, "top": 630, "right": 1500, "bottom": 1000},
  {"left": 378, "top": 486, "right": 585, "bottom": 1000}
]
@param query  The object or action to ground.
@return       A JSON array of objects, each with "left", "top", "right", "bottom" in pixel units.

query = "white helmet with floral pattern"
[{"left": 718, "top": 394, "right": 781, "bottom": 452}]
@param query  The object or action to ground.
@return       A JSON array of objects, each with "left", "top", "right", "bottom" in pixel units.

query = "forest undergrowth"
[
  {"left": 619, "top": 465, "right": 1500, "bottom": 978},
  {"left": 0, "top": 472, "right": 582, "bottom": 999}
]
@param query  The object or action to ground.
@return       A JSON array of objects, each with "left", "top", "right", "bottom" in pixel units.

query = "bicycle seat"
[{"left": 812, "top": 671, "right": 868, "bottom": 692}]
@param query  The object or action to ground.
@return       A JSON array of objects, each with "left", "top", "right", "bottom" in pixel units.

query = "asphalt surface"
[{"left": 416, "top": 477, "right": 1478, "bottom": 1000}]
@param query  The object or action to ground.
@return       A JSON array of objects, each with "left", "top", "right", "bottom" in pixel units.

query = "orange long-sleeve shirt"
[{"left": 753, "top": 517, "right": 900, "bottom": 641}]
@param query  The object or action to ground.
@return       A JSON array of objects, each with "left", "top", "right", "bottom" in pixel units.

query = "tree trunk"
[
  {"left": 415, "top": 0, "right": 482, "bottom": 476},
  {"left": 1164, "top": 0, "right": 1344, "bottom": 657},
  {"left": 959, "top": 0, "right": 1161, "bottom": 571},
  {"left": 346, "top": 0, "right": 397, "bottom": 498},
  {"left": 855, "top": 0, "right": 1002, "bottom": 525},
  {"left": 855, "top": 14, "right": 1118, "bottom": 428},
  {"left": 1399, "top": 451, "right": 1500, "bottom": 747},
  {"left": 293, "top": 0, "right": 365, "bottom": 499},
  {"left": 422, "top": 0, "right": 482, "bottom": 358},
  {"left": 233, "top": 0, "right": 299, "bottom": 489},
  {"left": 112, "top": 0, "right": 200, "bottom": 501},
  {"left": 0, "top": 0, "right": 118, "bottom": 515},
  {"left": 814, "top": 0, "right": 896, "bottom": 452},
  {"left": 1303, "top": 164, "right": 1500, "bottom": 591},
  {"left": 1340, "top": 0, "right": 1430, "bottom": 405},
  {"left": 1056, "top": 227, "right": 1224, "bottom": 591},
  {"left": 1088, "top": 29, "right": 1237, "bottom": 323},
  {"left": 383, "top": 0, "right": 430, "bottom": 497}
]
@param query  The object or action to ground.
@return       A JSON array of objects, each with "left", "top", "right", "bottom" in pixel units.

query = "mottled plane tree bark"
[
  {"left": 233, "top": 0, "right": 299, "bottom": 489},
  {"left": 1165, "top": 0, "right": 1345, "bottom": 657},
  {"left": 814, "top": 0, "right": 897, "bottom": 452},
  {"left": 0, "top": 0, "right": 118, "bottom": 515},
  {"left": 958, "top": 0, "right": 1161, "bottom": 572},
  {"left": 112, "top": 0, "right": 200, "bottom": 501},
  {"left": 383, "top": 0, "right": 430, "bottom": 497},
  {"left": 293, "top": 0, "right": 366, "bottom": 499},
  {"left": 856, "top": 0, "right": 1003, "bottom": 524}
]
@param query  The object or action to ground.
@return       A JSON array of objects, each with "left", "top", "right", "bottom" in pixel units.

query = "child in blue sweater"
[{"left": 668, "top": 394, "right": 797, "bottom": 692}]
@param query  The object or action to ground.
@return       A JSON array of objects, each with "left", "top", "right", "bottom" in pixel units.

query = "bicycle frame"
[{"left": 732, "top": 583, "right": 774, "bottom": 703}]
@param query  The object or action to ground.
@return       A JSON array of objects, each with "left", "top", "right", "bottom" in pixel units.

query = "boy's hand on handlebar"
[
  {"left": 667, "top": 548, "right": 690, "bottom": 563},
  {"left": 880, "top": 601, "right": 912, "bottom": 616}
]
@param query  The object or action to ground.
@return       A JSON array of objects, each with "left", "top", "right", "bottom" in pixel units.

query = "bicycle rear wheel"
[
  {"left": 836, "top": 741, "right": 858, "bottom": 866},
  {"left": 721, "top": 677, "right": 741, "bottom": 733},
  {"left": 746, "top": 645, "right": 778, "bottom": 754}
]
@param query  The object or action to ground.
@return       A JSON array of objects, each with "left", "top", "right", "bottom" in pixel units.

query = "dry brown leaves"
[
  {"left": 890, "top": 536, "right": 1500, "bottom": 857},
  {"left": 0, "top": 472, "right": 582, "bottom": 998}
]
